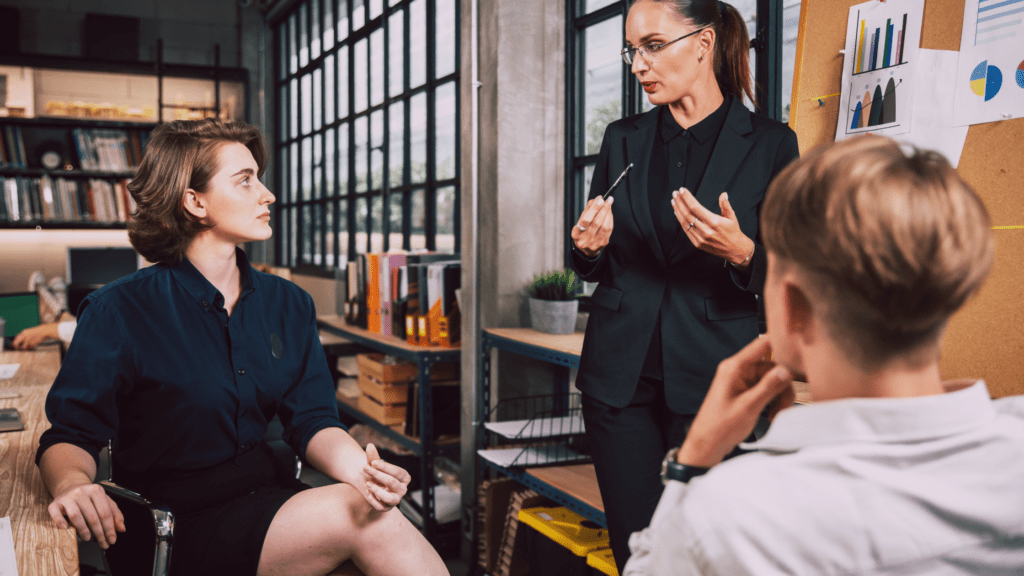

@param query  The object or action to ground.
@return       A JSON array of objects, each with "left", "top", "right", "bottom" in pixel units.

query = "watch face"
[{"left": 41, "top": 150, "right": 62, "bottom": 170}]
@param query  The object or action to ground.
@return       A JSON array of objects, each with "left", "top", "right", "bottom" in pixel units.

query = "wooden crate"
[
  {"left": 358, "top": 393, "right": 407, "bottom": 425},
  {"left": 358, "top": 373, "right": 409, "bottom": 404},
  {"left": 357, "top": 353, "right": 418, "bottom": 383}
]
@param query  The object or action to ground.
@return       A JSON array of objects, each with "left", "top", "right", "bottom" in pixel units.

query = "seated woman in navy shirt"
[{"left": 37, "top": 118, "right": 449, "bottom": 576}]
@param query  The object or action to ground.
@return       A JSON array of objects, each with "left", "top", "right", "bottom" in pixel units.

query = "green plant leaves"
[{"left": 527, "top": 269, "right": 578, "bottom": 301}]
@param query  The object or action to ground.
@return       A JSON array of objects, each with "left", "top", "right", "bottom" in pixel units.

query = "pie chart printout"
[
  {"left": 1017, "top": 60, "right": 1024, "bottom": 89},
  {"left": 970, "top": 61, "right": 1002, "bottom": 101}
]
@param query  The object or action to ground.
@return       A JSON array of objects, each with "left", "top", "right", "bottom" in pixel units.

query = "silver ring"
[
  {"left": 577, "top": 224, "right": 587, "bottom": 232},
  {"left": 687, "top": 218, "right": 698, "bottom": 230}
]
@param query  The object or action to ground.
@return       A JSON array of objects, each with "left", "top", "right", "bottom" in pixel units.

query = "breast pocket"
[{"left": 704, "top": 296, "right": 757, "bottom": 322}]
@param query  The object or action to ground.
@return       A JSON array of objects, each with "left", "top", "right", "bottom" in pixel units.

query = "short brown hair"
[
  {"left": 127, "top": 118, "right": 268, "bottom": 265},
  {"left": 761, "top": 136, "right": 994, "bottom": 367}
]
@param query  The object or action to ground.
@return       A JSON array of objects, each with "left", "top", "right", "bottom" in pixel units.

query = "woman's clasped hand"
[{"left": 571, "top": 196, "right": 616, "bottom": 258}]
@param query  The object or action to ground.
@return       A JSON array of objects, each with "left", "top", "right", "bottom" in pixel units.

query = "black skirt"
[{"left": 106, "top": 442, "right": 310, "bottom": 576}]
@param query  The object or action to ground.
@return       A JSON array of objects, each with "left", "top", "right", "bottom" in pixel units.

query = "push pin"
[
  {"left": 818, "top": 98, "right": 825, "bottom": 106},
  {"left": 1002, "top": 113, "right": 1012, "bottom": 119}
]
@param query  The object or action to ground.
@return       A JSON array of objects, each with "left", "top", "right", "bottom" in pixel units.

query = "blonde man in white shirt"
[{"left": 624, "top": 135, "right": 1024, "bottom": 576}]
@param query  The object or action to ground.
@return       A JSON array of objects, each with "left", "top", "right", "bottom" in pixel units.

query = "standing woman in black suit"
[{"left": 569, "top": 0, "right": 799, "bottom": 570}]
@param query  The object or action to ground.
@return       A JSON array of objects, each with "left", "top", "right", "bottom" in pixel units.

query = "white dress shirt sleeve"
[
  {"left": 623, "top": 480, "right": 715, "bottom": 576},
  {"left": 57, "top": 320, "right": 77, "bottom": 345}
]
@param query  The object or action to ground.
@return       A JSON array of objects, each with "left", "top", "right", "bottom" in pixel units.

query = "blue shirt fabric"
[{"left": 37, "top": 248, "right": 344, "bottom": 474}]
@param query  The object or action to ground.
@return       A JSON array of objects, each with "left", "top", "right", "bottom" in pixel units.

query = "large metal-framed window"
[
  {"left": 273, "top": 0, "right": 460, "bottom": 268},
  {"left": 564, "top": 0, "right": 800, "bottom": 263}
]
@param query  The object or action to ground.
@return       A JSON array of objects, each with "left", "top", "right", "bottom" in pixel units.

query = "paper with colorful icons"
[
  {"left": 953, "top": 32, "right": 1024, "bottom": 126},
  {"left": 836, "top": 0, "right": 925, "bottom": 141}
]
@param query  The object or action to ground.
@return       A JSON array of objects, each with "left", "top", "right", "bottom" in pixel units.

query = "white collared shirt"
[{"left": 624, "top": 381, "right": 1024, "bottom": 576}]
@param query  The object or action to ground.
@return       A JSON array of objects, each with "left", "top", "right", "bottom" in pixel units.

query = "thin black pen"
[{"left": 602, "top": 163, "right": 634, "bottom": 200}]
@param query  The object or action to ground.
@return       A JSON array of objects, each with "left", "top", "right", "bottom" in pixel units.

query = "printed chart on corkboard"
[{"left": 790, "top": 0, "right": 1024, "bottom": 396}]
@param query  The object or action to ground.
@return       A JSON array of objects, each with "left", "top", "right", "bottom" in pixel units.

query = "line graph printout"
[
  {"left": 962, "top": 0, "right": 1024, "bottom": 50},
  {"left": 836, "top": 0, "right": 924, "bottom": 140}
]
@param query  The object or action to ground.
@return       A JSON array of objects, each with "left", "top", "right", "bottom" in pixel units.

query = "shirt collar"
[
  {"left": 744, "top": 380, "right": 996, "bottom": 453},
  {"left": 659, "top": 93, "right": 732, "bottom": 144},
  {"left": 169, "top": 247, "right": 256, "bottom": 310}
]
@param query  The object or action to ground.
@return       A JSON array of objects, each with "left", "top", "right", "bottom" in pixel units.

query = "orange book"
[
  {"left": 417, "top": 316, "right": 427, "bottom": 345},
  {"left": 406, "top": 314, "right": 418, "bottom": 345},
  {"left": 366, "top": 253, "right": 381, "bottom": 333}
]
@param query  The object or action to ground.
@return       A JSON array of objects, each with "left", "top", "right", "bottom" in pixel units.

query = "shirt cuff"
[{"left": 57, "top": 321, "right": 77, "bottom": 345}]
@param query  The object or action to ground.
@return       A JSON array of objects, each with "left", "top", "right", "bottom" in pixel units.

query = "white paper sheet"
[
  {"left": 896, "top": 50, "right": 970, "bottom": 168},
  {"left": 960, "top": 0, "right": 1024, "bottom": 50},
  {"left": 0, "top": 517, "right": 18, "bottom": 576},
  {"left": 836, "top": 0, "right": 925, "bottom": 140},
  {"left": 952, "top": 34, "right": 1024, "bottom": 126},
  {"left": 0, "top": 365, "right": 19, "bottom": 380}
]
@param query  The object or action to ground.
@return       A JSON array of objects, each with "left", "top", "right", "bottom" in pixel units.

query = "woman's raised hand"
[
  {"left": 361, "top": 443, "right": 411, "bottom": 512},
  {"left": 671, "top": 189, "right": 755, "bottom": 268},
  {"left": 571, "top": 196, "right": 615, "bottom": 258}
]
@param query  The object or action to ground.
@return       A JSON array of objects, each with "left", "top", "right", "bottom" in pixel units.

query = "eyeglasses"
[{"left": 621, "top": 27, "right": 708, "bottom": 65}]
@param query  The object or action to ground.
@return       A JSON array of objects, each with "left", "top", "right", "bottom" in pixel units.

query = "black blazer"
[{"left": 572, "top": 98, "right": 799, "bottom": 413}]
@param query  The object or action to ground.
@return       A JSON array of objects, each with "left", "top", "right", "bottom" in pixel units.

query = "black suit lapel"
[
  {"left": 668, "top": 98, "right": 754, "bottom": 262},
  {"left": 624, "top": 109, "right": 665, "bottom": 267}
]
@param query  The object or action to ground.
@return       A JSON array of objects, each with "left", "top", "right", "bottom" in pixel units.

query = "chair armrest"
[{"left": 100, "top": 481, "right": 175, "bottom": 576}]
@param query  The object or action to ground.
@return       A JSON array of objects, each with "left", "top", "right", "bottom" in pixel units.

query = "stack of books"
[{"left": 0, "top": 176, "right": 135, "bottom": 223}]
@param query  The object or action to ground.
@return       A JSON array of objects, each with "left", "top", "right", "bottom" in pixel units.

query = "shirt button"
[
  {"left": 238, "top": 368, "right": 245, "bottom": 375},
  {"left": 677, "top": 162, "right": 682, "bottom": 168},
  {"left": 202, "top": 300, "right": 209, "bottom": 307}
]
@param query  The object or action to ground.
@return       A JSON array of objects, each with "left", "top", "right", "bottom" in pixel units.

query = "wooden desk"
[{"left": 0, "top": 347, "right": 77, "bottom": 576}]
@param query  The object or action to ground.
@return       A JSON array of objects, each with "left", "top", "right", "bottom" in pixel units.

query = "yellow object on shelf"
[
  {"left": 518, "top": 507, "right": 609, "bottom": 557},
  {"left": 587, "top": 548, "right": 618, "bottom": 576}
]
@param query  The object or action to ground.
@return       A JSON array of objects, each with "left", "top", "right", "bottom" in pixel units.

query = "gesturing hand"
[
  {"left": 571, "top": 196, "right": 615, "bottom": 258},
  {"left": 361, "top": 443, "right": 411, "bottom": 512},
  {"left": 47, "top": 482, "right": 126, "bottom": 549},
  {"left": 671, "top": 189, "right": 755, "bottom": 267},
  {"left": 676, "top": 338, "right": 795, "bottom": 469}
]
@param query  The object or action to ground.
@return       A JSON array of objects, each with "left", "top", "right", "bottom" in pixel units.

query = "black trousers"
[{"left": 581, "top": 374, "right": 694, "bottom": 573}]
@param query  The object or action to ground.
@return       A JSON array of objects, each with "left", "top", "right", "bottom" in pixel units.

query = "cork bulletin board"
[{"left": 789, "top": 0, "right": 1024, "bottom": 397}]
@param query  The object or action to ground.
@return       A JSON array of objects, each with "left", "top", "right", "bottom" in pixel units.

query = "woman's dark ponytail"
[{"left": 713, "top": 2, "right": 755, "bottom": 108}]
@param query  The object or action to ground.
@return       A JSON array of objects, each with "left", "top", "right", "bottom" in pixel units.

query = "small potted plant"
[{"left": 527, "top": 269, "right": 579, "bottom": 335}]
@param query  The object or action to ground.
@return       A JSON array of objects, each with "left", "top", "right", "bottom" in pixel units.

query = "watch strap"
[{"left": 661, "top": 447, "right": 710, "bottom": 484}]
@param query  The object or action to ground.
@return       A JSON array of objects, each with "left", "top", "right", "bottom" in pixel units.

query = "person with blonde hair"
[
  {"left": 624, "top": 135, "right": 1024, "bottom": 575},
  {"left": 37, "top": 118, "right": 449, "bottom": 576}
]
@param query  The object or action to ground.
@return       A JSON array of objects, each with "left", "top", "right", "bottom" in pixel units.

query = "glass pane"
[
  {"left": 338, "top": 0, "right": 349, "bottom": 42},
  {"left": 370, "top": 194, "right": 384, "bottom": 252},
  {"left": 388, "top": 191, "right": 403, "bottom": 250},
  {"left": 278, "top": 146, "right": 289, "bottom": 203},
  {"left": 290, "top": 78, "right": 299, "bottom": 139},
  {"left": 311, "top": 0, "right": 321, "bottom": 60},
  {"left": 410, "top": 0, "right": 426, "bottom": 87},
  {"left": 410, "top": 189, "right": 425, "bottom": 250},
  {"left": 389, "top": 10, "right": 404, "bottom": 97},
  {"left": 326, "top": 128, "right": 336, "bottom": 196},
  {"left": 370, "top": 29, "right": 385, "bottom": 107},
  {"left": 410, "top": 92, "right": 426, "bottom": 183},
  {"left": 435, "top": 0, "right": 456, "bottom": 78},
  {"left": 301, "top": 137, "right": 313, "bottom": 200},
  {"left": 390, "top": 0, "right": 401, "bottom": 6},
  {"left": 354, "top": 39, "right": 368, "bottom": 112},
  {"left": 279, "top": 84, "right": 288, "bottom": 142},
  {"left": 370, "top": 0, "right": 383, "bottom": 20},
  {"left": 325, "top": 201, "right": 336, "bottom": 266},
  {"left": 585, "top": 0, "right": 617, "bottom": 14},
  {"left": 354, "top": 116, "right": 368, "bottom": 192},
  {"left": 370, "top": 109, "right": 384, "bottom": 190},
  {"left": 313, "top": 203, "right": 323, "bottom": 265},
  {"left": 355, "top": 196, "right": 368, "bottom": 253},
  {"left": 289, "top": 14, "right": 298, "bottom": 74},
  {"left": 301, "top": 73, "right": 312, "bottom": 135},
  {"left": 584, "top": 16, "right": 622, "bottom": 155},
  {"left": 782, "top": 0, "right": 801, "bottom": 123},
  {"left": 324, "top": 0, "right": 335, "bottom": 50},
  {"left": 313, "top": 133, "right": 323, "bottom": 199},
  {"left": 278, "top": 207, "right": 289, "bottom": 265},
  {"left": 338, "top": 122, "right": 350, "bottom": 195},
  {"left": 353, "top": 0, "right": 365, "bottom": 31},
  {"left": 337, "top": 199, "right": 349, "bottom": 259},
  {"left": 290, "top": 141, "right": 299, "bottom": 198},
  {"left": 435, "top": 82, "right": 456, "bottom": 180},
  {"left": 313, "top": 68, "right": 323, "bottom": 131},
  {"left": 302, "top": 205, "right": 313, "bottom": 263},
  {"left": 325, "top": 54, "right": 336, "bottom": 123},
  {"left": 436, "top": 186, "right": 456, "bottom": 252},
  {"left": 299, "top": 3, "right": 309, "bottom": 68},
  {"left": 290, "top": 208, "right": 298, "bottom": 265},
  {"left": 389, "top": 101, "right": 404, "bottom": 187},
  {"left": 279, "top": 23, "right": 288, "bottom": 80},
  {"left": 338, "top": 46, "right": 349, "bottom": 117}
]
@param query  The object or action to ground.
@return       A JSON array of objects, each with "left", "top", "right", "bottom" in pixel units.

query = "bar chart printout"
[
  {"left": 837, "top": 0, "right": 924, "bottom": 140},
  {"left": 961, "top": 0, "right": 1024, "bottom": 50}
]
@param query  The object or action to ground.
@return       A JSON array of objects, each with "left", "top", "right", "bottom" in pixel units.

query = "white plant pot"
[{"left": 528, "top": 298, "right": 579, "bottom": 335}]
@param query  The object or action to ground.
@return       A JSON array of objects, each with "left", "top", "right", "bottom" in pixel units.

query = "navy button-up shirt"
[{"left": 38, "top": 248, "right": 344, "bottom": 474}]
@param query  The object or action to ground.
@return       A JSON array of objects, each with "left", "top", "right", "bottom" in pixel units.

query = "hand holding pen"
[{"left": 571, "top": 163, "right": 632, "bottom": 259}]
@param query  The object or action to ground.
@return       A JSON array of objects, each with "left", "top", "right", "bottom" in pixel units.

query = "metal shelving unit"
[
  {"left": 475, "top": 328, "right": 607, "bottom": 538},
  {"left": 317, "top": 315, "right": 461, "bottom": 549}
]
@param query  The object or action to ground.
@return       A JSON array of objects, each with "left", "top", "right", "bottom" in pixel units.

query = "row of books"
[
  {"left": 0, "top": 176, "right": 136, "bottom": 223},
  {"left": 0, "top": 126, "right": 28, "bottom": 168},
  {"left": 73, "top": 128, "right": 149, "bottom": 172},
  {"left": 344, "top": 253, "right": 462, "bottom": 347}
]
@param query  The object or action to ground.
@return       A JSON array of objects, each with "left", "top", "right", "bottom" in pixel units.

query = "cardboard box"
[
  {"left": 358, "top": 394, "right": 407, "bottom": 425},
  {"left": 358, "top": 372, "right": 409, "bottom": 404}
]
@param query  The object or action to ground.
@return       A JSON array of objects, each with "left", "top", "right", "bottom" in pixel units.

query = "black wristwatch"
[{"left": 661, "top": 447, "right": 710, "bottom": 485}]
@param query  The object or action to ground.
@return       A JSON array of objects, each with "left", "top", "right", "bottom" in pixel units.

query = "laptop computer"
[{"left": 0, "top": 292, "right": 40, "bottom": 348}]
